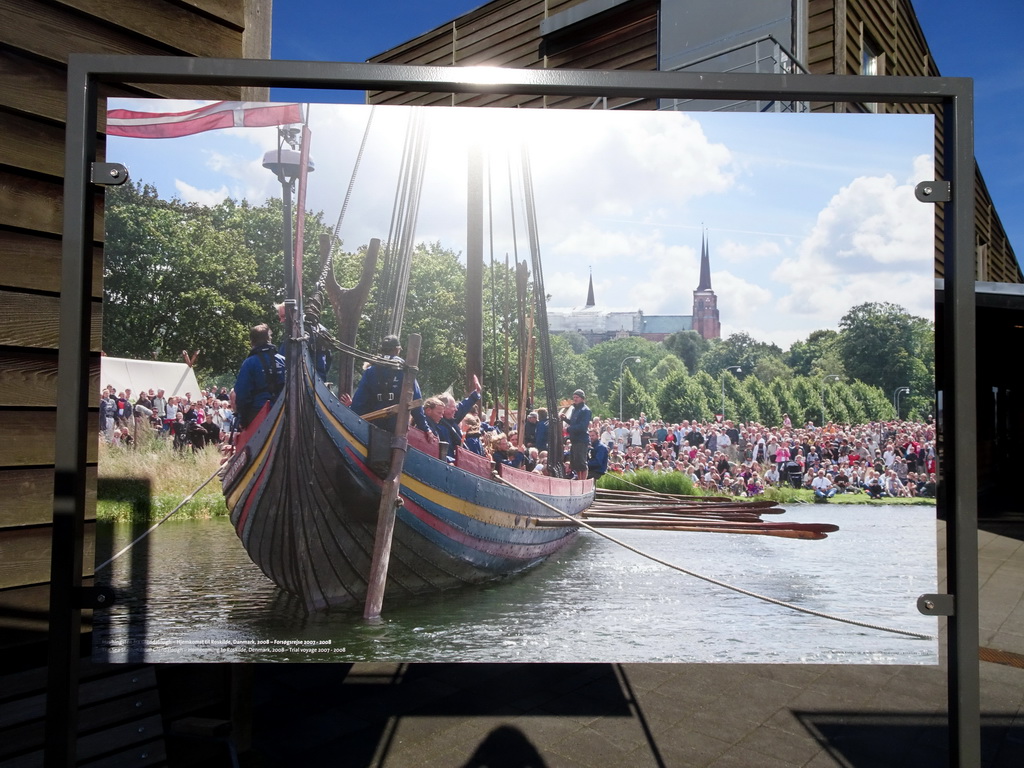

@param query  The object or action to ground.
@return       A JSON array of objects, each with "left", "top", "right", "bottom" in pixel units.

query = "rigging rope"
[
  {"left": 520, "top": 146, "right": 563, "bottom": 476},
  {"left": 492, "top": 474, "right": 936, "bottom": 641},
  {"left": 330, "top": 105, "right": 376, "bottom": 251}
]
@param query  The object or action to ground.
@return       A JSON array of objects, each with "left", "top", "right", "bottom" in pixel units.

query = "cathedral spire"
[
  {"left": 692, "top": 230, "right": 720, "bottom": 340},
  {"left": 697, "top": 230, "right": 713, "bottom": 291},
  {"left": 585, "top": 268, "right": 595, "bottom": 307}
]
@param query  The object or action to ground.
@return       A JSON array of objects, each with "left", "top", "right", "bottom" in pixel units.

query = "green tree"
[
  {"left": 838, "top": 302, "right": 934, "bottom": 397},
  {"left": 656, "top": 370, "right": 689, "bottom": 423},
  {"left": 400, "top": 242, "right": 468, "bottom": 396},
  {"left": 692, "top": 371, "right": 721, "bottom": 415},
  {"left": 769, "top": 378, "right": 802, "bottom": 426},
  {"left": 561, "top": 331, "right": 591, "bottom": 354},
  {"left": 651, "top": 354, "right": 686, "bottom": 383},
  {"left": 851, "top": 380, "right": 895, "bottom": 421},
  {"left": 662, "top": 330, "right": 707, "bottom": 374},
  {"left": 698, "top": 332, "right": 783, "bottom": 378},
  {"left": 611, "top": 368, "right": 658, "bottom": 421},
  {"left": 583, "top": 337, "right": 664, "bottom": 403},
  {"left": 785, "top": 329, "right": 843, "bottom": 378},
  {"left": 752, "top": 354, "right": 793, "bottom": 384},
  {"left": 539, "top": 334, "right": 599, "bottom": 413},
  {"left": 744, "top": 376, "right": 781, "bottom": 426},
  {"left": 790, "top": 377, "right": 820, "bottom": 426},
  {"left": 835, "top": 382, "right": 867, "bottom": 425},
  {"left": 104, "top": 182, "right": 269, "bottom": 378},
  {"left": 658, "top": 371, "right": 713, "bottom": 423},
  {"left": 820, "top": 381, "right": 850, "bottom": 425}
]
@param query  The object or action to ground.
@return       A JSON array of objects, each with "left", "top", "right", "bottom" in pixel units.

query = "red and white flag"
[{"left": 107, "top": 101, "right": 303, "bottom": 139}]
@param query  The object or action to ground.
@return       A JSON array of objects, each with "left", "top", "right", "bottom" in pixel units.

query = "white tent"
[{"left": 99, "top": 356, "right": 201, "bottom": 398}]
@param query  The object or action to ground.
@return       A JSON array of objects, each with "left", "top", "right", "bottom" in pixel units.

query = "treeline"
[{"left": 103, "top": 183, "right": 934, "bottom": 423}]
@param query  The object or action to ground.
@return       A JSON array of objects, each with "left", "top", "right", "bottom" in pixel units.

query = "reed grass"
[
  {"left": 597, "top": 469, "right": 698, "bottom": 496},
  {"left": 97, "top": 430, "right": 227, "bottom": 523}
]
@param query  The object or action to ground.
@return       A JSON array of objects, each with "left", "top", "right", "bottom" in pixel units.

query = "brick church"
[{"left": 547, "top": 232, "right": 721, "bottom": 345}]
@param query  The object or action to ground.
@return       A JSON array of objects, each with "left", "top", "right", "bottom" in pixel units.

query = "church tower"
[{"left": 692, "top": 232, "right": 721, "bottom": 339}]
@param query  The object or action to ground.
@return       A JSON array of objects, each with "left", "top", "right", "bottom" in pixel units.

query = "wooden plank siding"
[
  {"left": 369, "top": 0, "right": 658, "bottom": 110},
  {"left": 0, "top": 0, "right": 271, "bottom": 659}
]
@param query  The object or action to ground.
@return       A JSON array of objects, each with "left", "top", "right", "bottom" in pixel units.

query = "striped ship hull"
[{"left": 222, "top": 344, "right": 594, "bottom": 611}]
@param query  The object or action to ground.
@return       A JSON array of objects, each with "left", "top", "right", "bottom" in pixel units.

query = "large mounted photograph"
[{"left": 93, "top": 99, "right": 938, "bottom": 664}]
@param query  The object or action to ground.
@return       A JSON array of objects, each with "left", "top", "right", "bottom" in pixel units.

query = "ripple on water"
[{"left": 93, "top": 506, "right": 939, "bottom": 664}]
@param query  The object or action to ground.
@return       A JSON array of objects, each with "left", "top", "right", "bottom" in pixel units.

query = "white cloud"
[
  {"left": 718, "top": 239, "right": 783, "bottom": 264},
  {"left": 771, "top": 158, "right": 934, "bottom": 333},
  {"left": 174, "top": 179, "right": 229, "bottom": 206}
]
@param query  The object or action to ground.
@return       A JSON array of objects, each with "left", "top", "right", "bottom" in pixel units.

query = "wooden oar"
[
  {"left": 532, "top": 518, "right": 829, "bottom": 539},
  {"left": 583, "top": 506, "right": 765, "bottom": 519},
  {"left": 583, "top": 512, "right": 766, "bottom": 525},
  {"left": 539, "top": 517, "right": 838, "bottom": 534},
  {"left": 361, "top": 398, "right": 423, "bottom": 422}
]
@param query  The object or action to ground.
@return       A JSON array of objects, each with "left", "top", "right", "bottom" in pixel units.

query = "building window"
[
  {"left": 860, "top": 32, "right": 885, "bottom": 112},
  {"left": 861, "top": 35, "right": 883, "bottom": 77}
]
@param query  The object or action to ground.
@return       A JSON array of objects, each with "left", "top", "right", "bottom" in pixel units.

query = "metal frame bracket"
[
  {"left": 73, "top": 585, "right": 116, "bottom": 609},
  {"left": 918, "top": 593, "right": 955, "bottom": 616},
  {"left": 91, "top": 162, "right": 129, "bottom": 185},
  {"left": 916, "top": 180, "right": 951, "bottom": 203}
]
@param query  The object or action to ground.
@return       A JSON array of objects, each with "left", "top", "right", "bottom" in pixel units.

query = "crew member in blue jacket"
[
  {"left": 561, "top": 389, "right": 593, "bottom": 480},
  {"left": 347, "top": 335, "right": 427, "bottom": 432},
  {"left": 587, "top": 428, "right": 610, "bottom": 481},
  {"left": 234, "top": 323, "right": 286, "bottom": 429}
]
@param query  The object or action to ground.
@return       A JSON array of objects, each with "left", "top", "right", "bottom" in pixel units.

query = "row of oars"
[{"left": 530, "top": 487, "right": 838, "bottom": 540}]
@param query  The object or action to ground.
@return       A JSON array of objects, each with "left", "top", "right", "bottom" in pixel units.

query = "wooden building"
[
  {"left": 367, "top": 0, "right": 1021, "bottom": 285},
  {"left": 0, "top": 1, "right": 270, "bottom": 763}
]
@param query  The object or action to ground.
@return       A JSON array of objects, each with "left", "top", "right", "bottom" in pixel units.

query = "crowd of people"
[
  {"left": 339, "top": 336, "right": 937, "bottom": 500},
  {"left": 98, "top": 384, "right": 234, "bottom": 452},
  {"left": 586, "top": 413, "right": 937, "bottom": 499},
  {"left": 100, "top": 326, "right": 937, "bottom": 501}
]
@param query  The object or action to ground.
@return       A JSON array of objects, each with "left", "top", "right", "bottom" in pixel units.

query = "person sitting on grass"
[{"left": 811, "top": 469, "right": 837, "bottom": 500}]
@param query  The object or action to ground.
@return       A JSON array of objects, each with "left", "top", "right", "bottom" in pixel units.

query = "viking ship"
[{"left": 221, "top": 108, "right": 594, "bottom": 613}]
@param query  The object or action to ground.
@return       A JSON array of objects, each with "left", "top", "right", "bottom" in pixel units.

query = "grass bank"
[
  {"left": 97, "top": 433, "right": 227, "bottom": 523},
  {"left": 597, "top": 470, "right": 935, "bottom": 506}
]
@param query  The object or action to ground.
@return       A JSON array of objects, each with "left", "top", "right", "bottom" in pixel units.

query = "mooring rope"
[
  {"left": 493, "top": 473, "right": 935, "bottom": 640},
  {"left": 94, "top": 464, "right": 223, "bottom": 573}
]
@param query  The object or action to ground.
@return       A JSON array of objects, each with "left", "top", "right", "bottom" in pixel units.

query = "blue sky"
[{"left": 109, "top": 1, "right": 1010, "bottom": 349}]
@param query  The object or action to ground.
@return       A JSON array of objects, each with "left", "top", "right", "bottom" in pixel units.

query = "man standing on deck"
[
  {"left": 587, "top": 428, "right": 609, "bottom": 481},
  {"left": 346, "top": 335, "right": 427, "bottom": 433},
  {"left": 233, "top": 323, "right": 285, "bottom": 429},
  {"left": 561, "top": 389, "right": 592, "bottom": 480}
]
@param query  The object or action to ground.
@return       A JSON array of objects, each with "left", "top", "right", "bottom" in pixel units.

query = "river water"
[{"left": 92, "top": 505, "right": 938, "bottom": 665}]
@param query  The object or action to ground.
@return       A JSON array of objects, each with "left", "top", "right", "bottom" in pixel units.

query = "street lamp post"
[
  {"left": 262, "top": 126, "right": 314, "bottom": 334},
  {"left": 894, "top": 386, "right": 910, "bottom": 420},
  {"left": 619, "top": 357, "right": 641, "bottom": 421},
  {"left": 721, "top": 366, "right": 741, "bottom": 420},
  {"left": 820, "top": 374, "right": 841, "bottom": 426}
]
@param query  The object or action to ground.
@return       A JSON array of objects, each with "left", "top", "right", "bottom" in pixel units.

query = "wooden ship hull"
[{"left": 222, "top": 344, "right": 594, "bottom": 612}]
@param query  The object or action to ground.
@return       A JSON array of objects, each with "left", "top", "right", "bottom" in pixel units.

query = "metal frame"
[{"left": 50, "top": 56, "right": 978, "bottom": 766}]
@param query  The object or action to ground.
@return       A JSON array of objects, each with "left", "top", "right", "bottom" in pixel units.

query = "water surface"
[{"left": 93, "top": 504, "right": 938, "bottom": 664}]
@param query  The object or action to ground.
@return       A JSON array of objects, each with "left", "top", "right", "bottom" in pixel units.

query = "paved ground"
[{"left": 246, "top": 516, "right": 1024, "bottom": 767}]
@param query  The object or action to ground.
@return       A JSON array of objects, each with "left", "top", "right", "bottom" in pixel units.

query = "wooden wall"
[
  {"left": 0, "top": 0, "right": 271, "bottom": 655},
  {"left": 368, "top": 0, "right": 659, "bottom": 111}
]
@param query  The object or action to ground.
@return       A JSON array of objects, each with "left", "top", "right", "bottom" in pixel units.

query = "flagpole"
[{"left": 293, "top": 109, "right": 312, "bottom": 332}]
